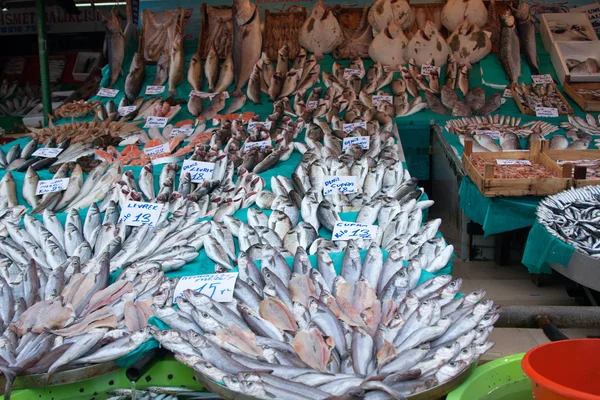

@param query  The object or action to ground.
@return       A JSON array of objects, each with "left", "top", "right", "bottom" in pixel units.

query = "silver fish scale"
[{"left": 537, "top": 186, "right": 600, "bottom": 258}]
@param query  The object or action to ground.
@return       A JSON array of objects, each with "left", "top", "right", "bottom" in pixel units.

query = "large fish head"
[{"left": 500, "top": 10, "right": 516, "bottom": 27}]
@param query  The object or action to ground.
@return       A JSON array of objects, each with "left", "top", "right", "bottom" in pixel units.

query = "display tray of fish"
[
  {"left": 555, "top": 159, "right": 600, "bottom": 180},
  {"left": 105, "top": 387, "right": 219, "bottom": 399},
  {"left": 566, "top": 58, "right": 600, "bottom": 76},
  {"left": 512, "top": 83, "right": 573, "bottom": 116},
  {"left": 560, "top": 114, "right": 600, "bottom": 137},
  {"left": 537, "top": 185, "right": 600, "bottom": 259},
  {"left": 445, "top": 114, "right": 559, "bottom": 139},
  {"left": 153, "top": 253, "right": 496, "bottom": 399},
  {"left": 469, "top": 154, "right": 561, "bottom": 179},
  {"left": 54, "top": 100, "right": 101, "bottom": 119},
  {"left": 547, "top": 21, "right": 596, "bottom": 42}
]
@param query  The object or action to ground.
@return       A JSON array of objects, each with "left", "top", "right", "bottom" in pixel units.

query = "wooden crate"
[
  {"left": 541, "top": 141, "right": 600, "bottom": 187},
  {"left": 198, "top": 4, "right": 233, "bottom": 60},
  {"left": 462, "top": 139, "right": 574, "bottom": 197},
  {"left": 264, "top": 8, "right": 307, "bottom": 61},
  {"left": 563, "top": 80, "right": 600, "bottom": 112},
  {"left": 139, "top": 8, "right": 184, "bottom": 63},
  {"left": 510, "top": 83, "right": 574, "bottom": 116}
]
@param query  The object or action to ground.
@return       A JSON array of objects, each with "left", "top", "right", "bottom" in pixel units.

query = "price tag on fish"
[
  {"left": 474, "top": 130, "right": 500, "bottom": 139},
  {"left": 343, "top": 68, "right": 363, "bottom": 80},
  {"left": 118, "top": 105, "right": 136, "bottom": 116},
  {"left": 503, "top": 89, "right": 513, "bottom": 98},
  {"left": 248, "top": 121, "right": 272, "bottom": 132},
  {"left": 496, "top": 159, "right": 532, "bottom": 166},
  {"left": 172, "top": 272, "right": 238, "bottom": 303},
  {"left": 35, "top": 178, "right": 69, "bottom": 195},
  {"left": 342, "top": 136, "right": 370, "bottom": 150},
  {"left": 307, "top": 100, "right": 319, "bottom": 110},
  {"left": 421, "top": 65, "right": 440, "bottom": 76},
  {"left": 531, "top": 74, "right": 553, "bottom": 84},
  {"left": 372, "top": 95, "right": 393, "bottom": 107},
  {"left": 144, "top": 116, "right": 168, "bottom": 128},
  {"left": 96, "top": 87, "right": 119, "bottom": 98},
  {"left": 342, "top": 121, "right": 367, "bottom": 134},
  {"left": 332, "top": 222, "right": 378, "bottom": 241},
  {"left": 119, "top": 201, "right": 164, "bottom": 228},
  {"left": 145, "top": 85, "right": 165, "bottom": 95},
  {"left": 244, "top": 139, "right": 272, "bottom": 152},
  {"left": 32, "top": 147, "right": 63, "bottom": 158},
  {"left": 535, "top": 107, "right": 559, "bottom": 118},
  {"left": 323, "top": 176, "right": 358, "bottom": 195},
  {"left": 190, "top": 90, "right": 230, "bottom": 100},
  {"left": 170, "top": 127, "right": 195, "bottom": 137},
  {"left": 182, "top": 160, "right": 215, "bottom": 183},
  {"left": 144, "top": 142, "right": 170, "bottom": 156}
]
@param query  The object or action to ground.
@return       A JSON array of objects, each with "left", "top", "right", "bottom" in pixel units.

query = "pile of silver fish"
[
  {"left": 537, "top": 186, "right": 600, "bottom": 259},
  {"left": 106, "top": 387, "right": 219, "bottom": 400},
  {"left": 153, "top": 253, "right": 496, "bottom": 399},
  {"left": 513, "top": 83, "right": 570, "bottom": 116}
]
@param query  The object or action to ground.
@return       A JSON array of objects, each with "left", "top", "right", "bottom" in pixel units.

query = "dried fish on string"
[
  {"left": 333, "top": 6, "right": 373, "bottom": 59},
  {"left": 537, "top": 186, "right": 600, "bottom": 258}
]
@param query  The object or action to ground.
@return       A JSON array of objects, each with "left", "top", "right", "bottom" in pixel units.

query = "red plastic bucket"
[{"left": 522, "top": 339, "right": 600, "bottom": 399}]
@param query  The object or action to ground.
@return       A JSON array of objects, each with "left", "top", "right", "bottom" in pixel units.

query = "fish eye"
[{"left": 202, "top": 312, "right": 209, "bottom": 318}]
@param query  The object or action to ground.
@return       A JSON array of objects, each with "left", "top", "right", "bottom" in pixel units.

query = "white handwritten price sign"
[
  {"left": 342, "top": 136, "right": 370, "bottom": 150},
  {"left": 323, "top": 176, "right": 358, "bottom": 195},
  {"left": 421, "top": 65, "right": 440, "bottom": 76},
  {"left": 244, "top": 139, "right": 272, "bottom": 152},
  {"left": 143, "top": 142, "right": 170, "bottom": 156},
  {"left": 118, "top": 106, "right": 136, "bottom": 116},
  {"left": 182, "top": 160, "right": 215, "bottom": 183},
  {"left": 372, "top": 95, "right": 393, "bottom": 107},
  {"left": 97, "top": 88, "right": 119, "bottom": 98},
  {"left": 35, "top": 178, "right": 69, "bottom": 195},
  {"left": 144, "top": 116, "right": 169, "bottom": 128},
  {"left": 474, "top": 130, "right": 501, "bottom": 140},
  {"left": 248, "top": 121, "right": 273, "bottom": 132},
  {"left": 343, "top": 68, "right": 363, "bottom": 79},
  {"left": 342, "top": 121, "right": 367, "bottom": 134},
  {"left": 118, "top": 201, "right": 164, "bottom": 228},
  {"left": 170, "top": 127, "right": 195, "bottom": 138},
  {"left": 531, "top": 74, "right": 553, "bottom": 84},
  {"left": 32, "top": 147, "right": 63, "bottom": 158},
  {"left": 535, "top": 107, "right": 559, "bottom": 118},
  {"left": 332, "top": 222, "right": 378, "bottom": 241},
  {"left": 145, "top": 85, "right": 165, "bottom": 95},
  {"left": 307, "top": 100, "right": 319, "bottom": 110},
  {"left": 189, "top": 90, "right": 230, "bottom": 100},
  {"left": 503, "top": 89, "right": 513, "bottom": 98},
  {"left": 173, "top": 272, "right": 238, "bottom": 303},
  {"left": 496, "top": 159, "right": 532, "bottom": 166}
]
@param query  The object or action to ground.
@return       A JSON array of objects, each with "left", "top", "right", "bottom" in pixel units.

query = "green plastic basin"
[{"left": 447, "top": 353, "right": 533, "bottom": 400}]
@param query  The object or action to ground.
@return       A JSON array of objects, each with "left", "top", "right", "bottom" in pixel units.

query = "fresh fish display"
[
  {"left": 441, "top": 0, "right": 488, "bottom": 32},
  {"left": 560, "top": 114, "right": 600, "bottom": 137},
  {"left": 446, "top": 21, "right": 492, "bottom": 65},
  {"left": 368, "top": 19, "right": 409, "bottom": 67},
  {"left": 368, "top": 0, "right": 414, "bottom": 33},
  {"left": 299, "top": 0, "right": 343, "bottom": 59},
  {"left": 446, "top": 114, "right": 559, "bottom": 138},
  {"left": 537, "top": 186, "right": 600, "bottom": 258},
  {"left": 513, "top": 83, "right": 571, "bottom": 116},
  {"left": 406, "top": 22, "right": 450, "bottom": 67},
  {"left": 499, "top": 10, "right": 521, "bottom": 86},
  {"left": 567, "top": 58, "right": 600, "bottom": 75},
  {"left": 512, "top": 2, "right": 539, "bottom": 75},
  {"left": 232, "top": 0, "right": 262, "bottom": 94},
  {"left": 105, "top": 387, "right": 217, "bottom": 399},
  {"left": 124, "top": 53, "right": 146, "bottom": 102}
]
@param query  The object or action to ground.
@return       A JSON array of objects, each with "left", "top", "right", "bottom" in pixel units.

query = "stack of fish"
[
  {"left": 247, "top": 46, "right": 320, "bottom": 104},
  {"left": 0, "top": 237, "right": 172, "bottom": 398},
  {"left": 537, "top": 186, "right": 600, "bottom": 259},
  {"left": 513, "top": 83, "right": 571, "bottom": 116},
  {"left": 27, "top": 118, "right": 142, "bottom": 146},
  {"left": 153, "top": 250, "right": 496, "bottom": 398},
  {"left": 105, "top": 387, "right": 218, "bottom": 399},
  {"left": 428, "top": 85, "right": 503, "bottom": 117},
  {"left": 560, "top": 114, "right": 600, "bottom": 138}
]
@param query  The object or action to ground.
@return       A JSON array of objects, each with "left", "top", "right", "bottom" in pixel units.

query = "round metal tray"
[
  {"left": 0, "top": 362, "right": 119, "bottom": 394},
  {"left": 550, "top": 250, "right": 600, "bottom": 293},
  {"left": 193, "top": 361, "right": 478, "bottom": 400}
]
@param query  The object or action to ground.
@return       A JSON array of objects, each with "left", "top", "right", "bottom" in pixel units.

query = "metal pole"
[
  {"left": 497, "top": 306, "right": 600, "bottom": 329},
  {"left": 36, "top": 0, "right": 52, "bottom": 126}
]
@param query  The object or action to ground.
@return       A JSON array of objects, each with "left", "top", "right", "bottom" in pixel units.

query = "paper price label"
[
  {"left": 172, "top": 272, "right": 238, "bottom": 303},
  {"left": 496, "top": 159, "right": 532, "bottom": 166},
  {"left": 531, "top": 74, "right": 554, "bottom": 84},
  {"left": 170, "top": 127, "right": 195, "bottom": 137},
  {"left": 244, "top": 139, "right": 272, "bottom": 152},
  {"left": 372, "top": 95, "right": 393, "bottom": 106},
  {"left": 248, "top": 121, "right": 273, "bottom": 132},
  {"left": 144, "top": 116, "right": 168, "bottom": 128},
  {"left": 97, "top": 88, "right": 119, "bottom": 98},
  {"left": 189, "top": 90, "right": 230, "bottom": 100},
  {"left": 323, "top": 176, "right": 358, "bottom": 195},
  {"left": 535, "top": 107, "right": 559, "bottom": 118},
  {"left": 474, "top": 130, "right": 501, "bottom": 139},
  {"left": 307, "top": 100, "right": 319, "bottom": 110},
  {"left": 503, "top": 89, "right": 513, "bottom": 98},
  {"left": 145, "top": 85, "right": 165, "bottom": 95},
  {"left": 118, "top": 106, "right": 136, "bottom": 116},
  {"left": 342, "top": 136, "right": 370, "bottom": 150},
  {"left": 342, "top": 121, "right": 367, "bottom": 134},
  {"left": 36, "top": 178, "right": 69, "bottom": 195},
  {"left": 421, "top": 65, "right": 440, "bottom": 76},
  {"left": 32, "top": 147, "right": 63, "bottom": 158},
  {"left": 143, "top": 142, "right": 170, "bottom": 156},
  {"left": 343, "top": 68, "right": 363, "bottom": 79},
  {"left": 332, "top": 222, "right": 378, "bottom": 241},
  {"left": 182, "top": 160, "right": 215, "bottom": 183},
  {"left": 118, "top": 201, "right": 164, "bottom": 228}
]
